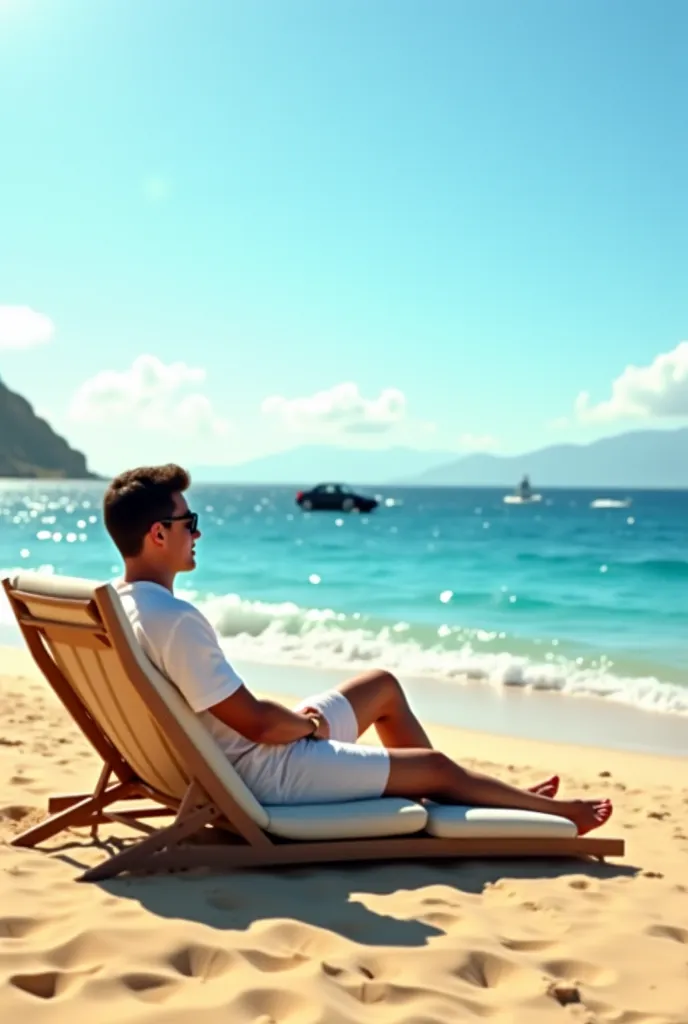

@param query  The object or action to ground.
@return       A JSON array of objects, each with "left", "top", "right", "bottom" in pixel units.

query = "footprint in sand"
[
  {"left": 644, "top": 924, "right": 688, "bottom": 944},
  {"left": 616, "top": 1013, "right": 675, "bottom": 1024},
  {"left": 167, "top": 942, "right": 237, "bottom": 980},
  {"left": 453, "top": 950, "right": 544, "bottom": 997},
  {"left": 0, "top": 916, "right": 50, "bottom": 939},
  {"left": 10, "top": 968, "right": 97, "bottom": 1000},
  {"left": 0, "top": 804, "right": 36, "bottom": 822},
  {"left": 421, "top": 894, "right": 466, "bottom": 921},
  {"left": 119, "top": 972, "right": 181, "bottom": 1003},
  {"left": 419, "top": 896, "right": 462, "bottom": 908},
  {"left": 320, "top": 961, "right": 386, "bottom": 1005},
  {"left": 500, "top": 936, "right": 556, "bottom": 953},
  {"left": 321, "top": 961, "right": 374, "bottom": 980}
]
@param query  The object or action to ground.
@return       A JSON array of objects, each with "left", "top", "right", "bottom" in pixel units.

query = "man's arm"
[
  {"left": 161, "top": 609, "right": 326, "bottom": 744},
  {"left": 208, "top": 687, "right": 327, "bottom": 744}
]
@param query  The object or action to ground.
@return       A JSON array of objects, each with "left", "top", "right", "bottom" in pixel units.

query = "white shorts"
[{"left": 234, "top": 688, "right": 391, "bottom": 806}]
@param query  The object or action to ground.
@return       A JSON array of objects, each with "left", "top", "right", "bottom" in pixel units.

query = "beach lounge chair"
[{"left": 1, "top": 572, "right": 625, "bottom": 882}]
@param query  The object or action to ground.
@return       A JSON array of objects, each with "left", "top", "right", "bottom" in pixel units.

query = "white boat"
[
  {"left": 590, "top": 498, "right": 632, "bottom": 509},
  {"left": 503, "top": 475, "right": 542, "bottom": 505},
  {"left": 503, "top": 493, "right": 542, "bottom": 504}
]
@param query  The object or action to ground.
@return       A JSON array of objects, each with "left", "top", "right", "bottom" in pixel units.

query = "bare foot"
[
  {"left": 529, "top": 775, "right": 560, "bottom": 799},
  {"left": 563, "top": 799, "right": 613, "bottom": 836}
]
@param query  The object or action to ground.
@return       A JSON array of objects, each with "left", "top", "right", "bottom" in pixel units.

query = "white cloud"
[
  {"left": 458, "top": 432, "right": 499, "bottom": 452},
  {"left": 575, "top": 342, "right": 688, "bottom": 423},
  {"left": 0, "top": 305, "right": 54, "bottom": 350},
  {"left": 69, "top": 354, "right": 230, "bottom": 436},
  {"left": 261, "top": 382, "right": 407, "bottom": 434}
]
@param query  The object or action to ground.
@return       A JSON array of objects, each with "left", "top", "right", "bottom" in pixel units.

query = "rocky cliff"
[{"left": 0, "top": 378, "right": 97, "bottom": 479}]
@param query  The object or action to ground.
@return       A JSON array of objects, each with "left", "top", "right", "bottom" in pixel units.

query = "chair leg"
[
  {"left": 11, "top": 783, "right": 134, "bottom": 849},
  {"left": 80, "top": 804, "right": 218, "bottom": 882},
  {"left": 48, "top": 792, "right": 99, "bottom": 813}
]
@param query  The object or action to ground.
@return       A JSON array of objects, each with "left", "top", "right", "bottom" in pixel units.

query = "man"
[{"left": 104, "top": 464, "right": 612, "bottom": 835}]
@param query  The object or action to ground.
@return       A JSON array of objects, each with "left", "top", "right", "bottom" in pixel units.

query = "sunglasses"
[{"left": 160, "top": 511, "right": 199, "bottom": 533}]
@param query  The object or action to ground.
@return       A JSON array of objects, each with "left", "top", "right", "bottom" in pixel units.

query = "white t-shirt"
[
  {"left": 113, "top": 579, "right": 259, "bottom": 765},
  {"left": 112, "top": 578, "right": 391, "bottom": 806}
]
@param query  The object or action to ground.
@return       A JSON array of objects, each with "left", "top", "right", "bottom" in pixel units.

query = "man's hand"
[{"left": 300, "top": 708, "right": 330, "bottom": 740}]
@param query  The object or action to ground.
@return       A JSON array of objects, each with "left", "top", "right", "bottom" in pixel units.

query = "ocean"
[{"left": 2, "top": 478, "right": 688, "bottom": 731}]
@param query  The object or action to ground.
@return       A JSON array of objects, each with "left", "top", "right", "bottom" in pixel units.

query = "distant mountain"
[
  {"left": 406, "top": 428, "right": 688, "bottom": 488},
  {"left": 0, "top": 378, "right": 97, "bottom": 479},
  {"left": 189, "top": 445, "right": 457, "bottom": 485}
]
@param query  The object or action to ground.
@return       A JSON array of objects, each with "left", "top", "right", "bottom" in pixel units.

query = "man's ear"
[{"left": 148, "top": 523, "right": 165, "bottom": 547}]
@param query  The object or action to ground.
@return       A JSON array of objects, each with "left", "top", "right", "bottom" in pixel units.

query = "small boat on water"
[
  {"left": 590, "top": 497, "right": 632, "bottom": 509},
  {"left": 503, "top": 475, "right": 542, "bottom": 505}
]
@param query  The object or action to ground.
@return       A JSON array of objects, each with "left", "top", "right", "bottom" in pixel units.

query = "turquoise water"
[{"left": 1, "top": 479, "right": 688, "bottom": 716}]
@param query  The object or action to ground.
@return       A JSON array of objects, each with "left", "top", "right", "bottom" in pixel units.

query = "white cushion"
[
  {"left": 264, "top": 798, "right": 428, "bottom": 841},
  {"left": 8, "top": 570, "right": 103, "bottom": 603},
  {"left": 426, "top": 805, "right": 577, "bottom": 839}
]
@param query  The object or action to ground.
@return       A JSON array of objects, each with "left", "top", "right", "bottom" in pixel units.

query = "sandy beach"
[{"left": 1, "top": 645, "right": 687, "bottom": 1024}]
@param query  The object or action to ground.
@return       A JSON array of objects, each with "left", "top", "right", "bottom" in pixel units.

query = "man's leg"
[
  {"left": 335, "top": 669, "right": 433, "bottom": 748},
  {"left": 321, "top": 669, "right": 559, "bottom": 797},
  {"left": 383, "top": 748, "right": 612, "bottom": 836}
]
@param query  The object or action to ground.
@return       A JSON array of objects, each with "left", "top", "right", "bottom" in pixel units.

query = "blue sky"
[{"left": 1, "top": 0, "right": 687, "bottom": 474}]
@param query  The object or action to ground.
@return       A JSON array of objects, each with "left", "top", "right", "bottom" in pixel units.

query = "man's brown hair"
[{"left": 103, "top": 464, "right": 191, "bottom": 558}]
